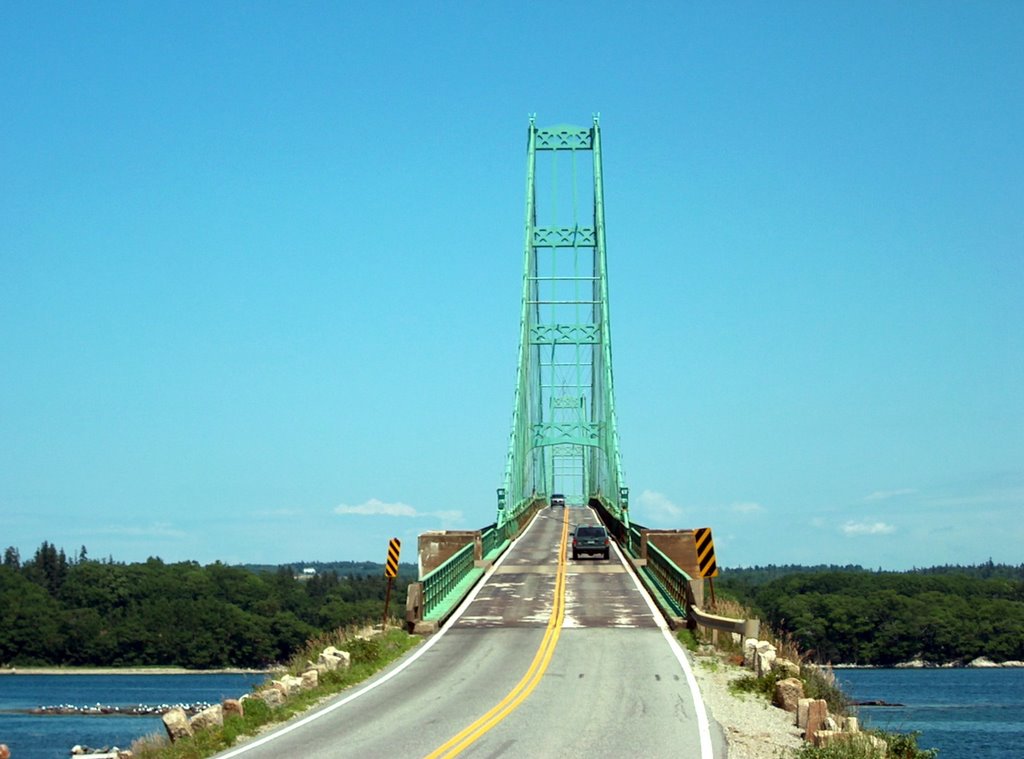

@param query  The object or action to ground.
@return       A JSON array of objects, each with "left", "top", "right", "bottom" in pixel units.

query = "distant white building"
[{"left": 295, "top": 567, "right": 317, "bottom": 580}]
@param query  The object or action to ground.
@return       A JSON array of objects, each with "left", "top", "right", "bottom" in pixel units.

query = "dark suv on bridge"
[
  {"left": 550, "top": 493, "right": 566, "bottom": 508},
  {"left": 571, "top": 524, "right": 610, "bottom": 560}
]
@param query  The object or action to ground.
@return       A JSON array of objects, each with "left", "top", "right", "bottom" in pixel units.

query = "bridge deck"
[
  {"left": 458, "top": 507, "right": 656, "bottom": 630},
  {"left": 217, "top": 507, "right": 724, "bottom": 758}
]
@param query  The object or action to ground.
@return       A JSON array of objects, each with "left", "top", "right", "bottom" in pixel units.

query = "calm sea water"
[
  {"left": 0, "top": 673, "right": 265, "bottom": 759},
  {"left": 836, "top": 667, "right": 1024, "bottom": 758},
  {"left": 3, "top": 669, "right": 1020, "bottom": 757}
]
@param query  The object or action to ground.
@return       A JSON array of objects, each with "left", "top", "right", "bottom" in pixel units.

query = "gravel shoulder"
[{"left": 690, "top": 652, "right": 804, "bottom": 759}]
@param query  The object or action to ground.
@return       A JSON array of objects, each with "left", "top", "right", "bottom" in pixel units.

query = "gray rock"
[
  {"left": 318, "top": 646, "right": 351, "bottom": 672},
  {"left": 754, "top": 643, "right": 777, "bottom": 678},
  {"left": 259, "top": 688, "right": 285, "bottom": 708},
  {"left": 796, "top": 697, "right": 812, "bottom": 728},
  {"left": 743, "top": 638, "right": 758, "bottom": 668},
  {"left": 967, "top": 656, "right": 999, "bottom": 668},
  {"left": 189, "top": 703, "right": 224, "bottom": 731},
  {"left": 773, "top": 657, "right": 801, "bottom": 678},
  {"left": 805, "top": 699, "right": 828, "bottom": 742},
  {"left": 162, "top": 707, "right": 194, "bottom": 742},
  {"left": 772, "top": 677, "right": 804, "bottom": 712},
  {"left": 895, "top": 658, "right": 926, "bottom": 668},
  {"left": 813, "top": 731, "right": 888, "bottom": 753}
]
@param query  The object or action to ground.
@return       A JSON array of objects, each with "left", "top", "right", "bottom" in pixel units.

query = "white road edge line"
[
  {"left": 608, "top": 518, "right": 716, "bottom": 759},
  {"left": 217, "top": 509, "right": 547, "bottom": 757}
]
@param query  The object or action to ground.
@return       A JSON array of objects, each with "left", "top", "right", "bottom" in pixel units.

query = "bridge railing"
[
  {"left": 420, "top": 541, "right": 477, "bottom": 622},
  {"left": 644, "top": 542, "right": 691, "bottom": 619},
  {"left": 589, "top": 498, "right": 760, "bottom": 636},
  {"left": 626, "top": 524, "right": 644, "bottom": 558},
  {"left": 481, "top": 517, "right": 517, "bottom": 562},
  {"left": 406, "top": 497, "right": 545, "bottom": 633},
  {"left": 498, "top": 496, "right": 538, "bottom": 541}
]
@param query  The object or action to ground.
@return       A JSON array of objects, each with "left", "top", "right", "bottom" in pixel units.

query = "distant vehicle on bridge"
[{"left": 550, "top": 493, "right": 566, "bottom": 508}]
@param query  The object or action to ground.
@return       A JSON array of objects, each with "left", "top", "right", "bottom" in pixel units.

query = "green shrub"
[
  {"left": 881, "top": 730, "right": 939, "bottom": 759},
  {"left": 800, "top": 664, "right": 849, "bottom": 716},
  {"left": 791, "top": 738, "right": 884, "bottom": 759},
  {"left": 729, "top": 669, "right": 785, "bottom": 700},
  {"left": 676, "top": 628, "right": 699, "bottom": 651},
  {"left": 346, "top": 635, "right": 383, "bottom": 664}
]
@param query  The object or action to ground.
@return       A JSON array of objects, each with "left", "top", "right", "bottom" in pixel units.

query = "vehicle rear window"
[{"left": 577, "top": 527, "right": 605, "bottom": 538}]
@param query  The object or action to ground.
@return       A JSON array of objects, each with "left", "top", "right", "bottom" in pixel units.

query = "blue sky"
[{"left": 2, "top": 2, "right": 1021, "bottom": 570}]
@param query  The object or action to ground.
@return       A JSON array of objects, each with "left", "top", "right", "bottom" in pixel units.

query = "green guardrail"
[
  {"left": 481, "top": 523, "right": 510, "bottom": 563},
  {"left": 626, "top": 524, "right": 643, "bottom": 558},
  {"left": 589, "top": 500, "right": 688, "bottom": 621},
  {"left": 643, "top": 542, "right": 691, "bottom": 618},
  {"left": 500, "top": 495, "right": 537, "bottom": 533},
  {"left": 416, "top": 498, "right": 543, "bottom": 626},
  {"left": 422, "top": 541, "right": 482, "bottom": 622}
]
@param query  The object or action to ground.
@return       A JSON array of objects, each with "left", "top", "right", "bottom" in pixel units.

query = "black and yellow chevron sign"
[
  {"left": 694, "top": 527, "right": 718, "bottom": 578},
  {"left": 384, "top": 538, "right": 401, "bottom": 578}
]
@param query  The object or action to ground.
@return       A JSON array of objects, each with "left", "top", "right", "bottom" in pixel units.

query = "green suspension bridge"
[
  {"left": 497, "top": 115, "right": 629, "bottom": 532},
  {"left": 406, "top": 117, "right": 737, "bottom": 639}
]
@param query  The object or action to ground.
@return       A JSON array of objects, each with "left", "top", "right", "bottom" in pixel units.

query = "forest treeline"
[
  {"left": 243, "top": 560, "right": 417, "bottom": 577},
  {"left": 718, "top": 562, "right": 1024, "bottom": 665},
  {"left": 0, "top": 542, "right": 412, "bottom": 669}
]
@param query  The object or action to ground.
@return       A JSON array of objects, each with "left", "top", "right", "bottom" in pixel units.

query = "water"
[
  {"left": 5, "top": 669, "right": 1020, "bottom": 758},
  {"left": 835, "top": 667, "right": 1024, "bottom": 758},
  {"left": 0, "top": 673, "right": 266, "bottom": 759}
]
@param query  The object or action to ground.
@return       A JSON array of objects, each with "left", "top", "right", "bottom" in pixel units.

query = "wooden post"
[{"left": 382, "top": 575, "right": 394, "bottom": 631}]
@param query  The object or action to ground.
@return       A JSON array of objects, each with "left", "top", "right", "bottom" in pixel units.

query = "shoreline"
[
  {"left": 0, "top": 667, "right": 272, "bottom": 676},
  {"left": 831, "top": 658, "right": 1024, "bottom": 669}
]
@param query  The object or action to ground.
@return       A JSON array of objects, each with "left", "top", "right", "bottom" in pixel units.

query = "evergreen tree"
[{"left": 3, "top": 546, "right": 19, "bottom": 570}]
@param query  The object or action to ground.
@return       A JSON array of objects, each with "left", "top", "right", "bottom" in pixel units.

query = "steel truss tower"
[{"left": 498, "top": 116, "right": 628, "bottom": 529}]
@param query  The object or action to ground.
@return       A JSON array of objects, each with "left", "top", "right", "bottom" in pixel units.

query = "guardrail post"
[
  {"left": 743, "top": 617, "right": 760, "bottom": 641},
  {"left": 689, "top": 578, "right": 704, "bottom": 608},
  {"left": 405, "top": 582, "right": 424, "bottom": 632},
  {"left": 473, "top": 533, "right": 490, "bottom": 568}
]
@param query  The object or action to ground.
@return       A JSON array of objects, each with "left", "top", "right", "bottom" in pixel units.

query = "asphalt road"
[{"left": 216, "top": 507, "right": 727, "bottom": 758}]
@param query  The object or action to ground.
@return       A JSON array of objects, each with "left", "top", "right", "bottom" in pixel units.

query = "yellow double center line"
[{"left": 425, "top": 509, "right": 570, "bottom": 759}]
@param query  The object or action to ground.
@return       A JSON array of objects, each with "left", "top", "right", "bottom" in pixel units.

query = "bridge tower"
[{"left": 498, "top": 116, "right": 628, "bottom": 529}]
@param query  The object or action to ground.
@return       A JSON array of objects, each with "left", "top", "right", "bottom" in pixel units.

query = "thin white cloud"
[
  {"left": 863, "top": 488, "right": 916, "bottom": 502},
  {"left": 335, "top": 499, "right": 418, "bottom": 517},
  {"left": 255, "top": 508, "right": 304, "bottom": 518},
  {"left": 637, "top": 490, "right": 683, "bottom": 521},
  {"left": 88, "top": 522, "right": 187, "bottom": 539},
  {"left": 731, "top": 501, "right": 764, "bottom": 514},
  {"left": 334, "top": 498, "right": 463, "bottom": 524},
  {"left": 842, "top": 520, "right": 896, "bottom": 536},
  {"left": 432, "top": 510, "right": 464, "bottom": 523},
  {"left": 926, "top": 486, "right": 1024, "bottom": 509}
]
